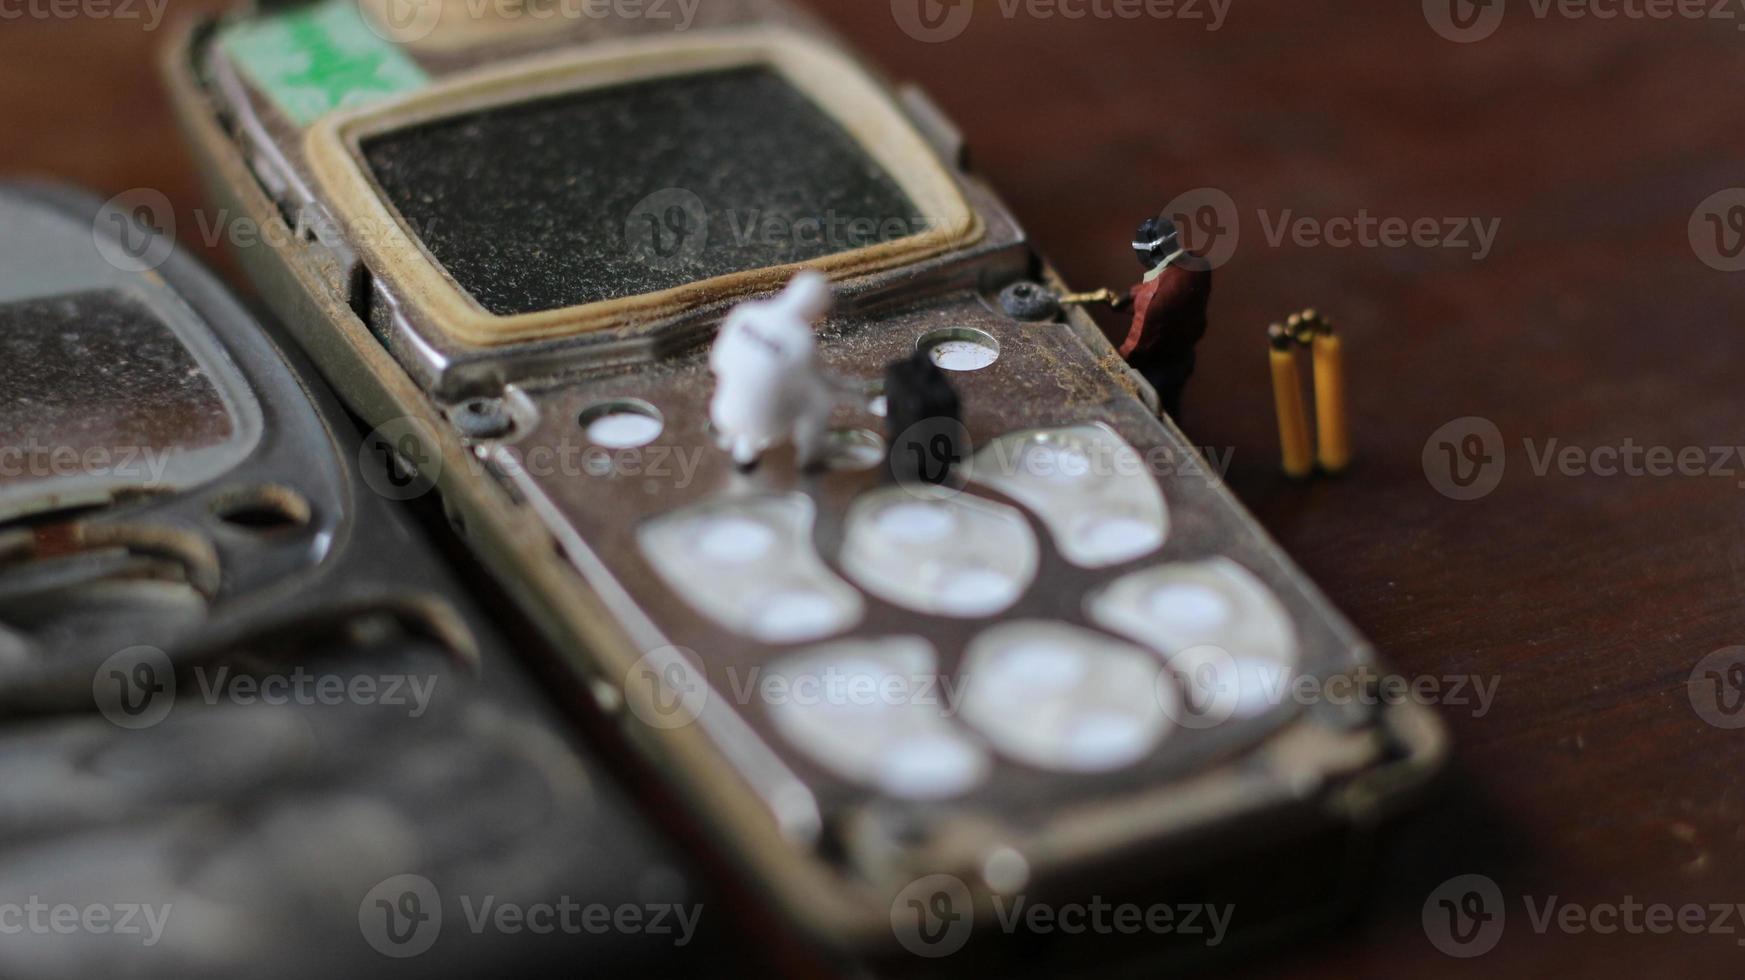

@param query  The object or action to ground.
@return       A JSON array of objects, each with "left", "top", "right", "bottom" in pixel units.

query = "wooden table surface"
[{"left": 5, "top": 3, "right": 1744, "bottom": 976}]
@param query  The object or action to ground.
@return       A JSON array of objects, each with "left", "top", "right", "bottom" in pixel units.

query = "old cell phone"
[
  {"left": 0, "top": 182, "right": 734, "bottom": 979},
  {"left": 166, "top": 0, "right": 1448, "bottom": 969}
]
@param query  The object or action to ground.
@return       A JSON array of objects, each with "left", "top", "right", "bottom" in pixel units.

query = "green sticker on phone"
[{"left": 220, "top": 0, "right": 428, "bottom": 127}]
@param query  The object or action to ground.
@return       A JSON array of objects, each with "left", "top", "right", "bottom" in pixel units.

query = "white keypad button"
[
  {"left": 765, "top": 639, "right": 988, "bottom": 800},
  {"left": 1074, "top": 515, "right": 1165, "bottom": 567},
  {"left": 879, "top": 733, "right": 986, "bottom": 799},
  {"left": 841, "top": 488, "right": 1038, "bottom": 619},
  {"left": 693, "top": 516, "right": 777, "bottom": 564},
  {"left": 973, "top": 425, "right": 1168, "bottom": 568},
  {"left": 875, "top": 501, "right": 958, "bottom": 543},
  {"left": 960, "top": 623, "right": 1174, "bottom": 772},
  {"left": 1088, "top": 559, "right": 1299, "bottom": 725},
  {"left": 639, "top": 494, "right": 862, "bottom": 644},
  {"left": 750, "top": 589, "right": 848, "bottom": 644},
  {"left": 1145, "top": 582, "right": 1234, "bottom": 634}
]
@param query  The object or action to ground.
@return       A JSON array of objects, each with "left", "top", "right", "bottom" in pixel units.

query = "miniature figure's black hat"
[{"left": 1133, "top": 214, "right": 1182, "bottom": 268}]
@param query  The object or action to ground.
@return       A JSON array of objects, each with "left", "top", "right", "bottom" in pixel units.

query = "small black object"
[
  {"left": 999, "top": 280, "right": 1060, "bottom": 321},
  {"left": 1132, "top": 214, "right": 1183, "bottom": 268},
  {"left": 884, "top": 351, "right": 965, "bottom": 487}
]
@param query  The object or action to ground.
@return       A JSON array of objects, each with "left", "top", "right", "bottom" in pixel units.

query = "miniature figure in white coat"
[{"left": 709, "top": 271, "right": 848, "bottom": 469}]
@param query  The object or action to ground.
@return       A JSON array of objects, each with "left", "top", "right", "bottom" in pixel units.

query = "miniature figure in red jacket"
[{"left": 1118, "top": 215, "right": 1213, "bottom": 419}]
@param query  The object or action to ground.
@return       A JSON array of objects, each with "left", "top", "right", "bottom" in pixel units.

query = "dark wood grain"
[{"left": 5, "top": 3, "right": 1743, "bottom": 975}]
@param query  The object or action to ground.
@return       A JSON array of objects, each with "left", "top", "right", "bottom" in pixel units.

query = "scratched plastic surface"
[
  {"left": 0, "top": 289, "right": 236, "bottom": 490},
  {"left": 363, "top": 67, "right": 922, "bottom": 315},
  {"left": 0, "top": 625, "right": 713, "bottom": 980}
]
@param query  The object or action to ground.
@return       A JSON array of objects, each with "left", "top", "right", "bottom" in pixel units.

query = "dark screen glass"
[
  {"left": 362, "top": 67, "right": 924, "bottom": 317},
  {"left": 0, "top": 289, "right": 235, "bottom": 489}
]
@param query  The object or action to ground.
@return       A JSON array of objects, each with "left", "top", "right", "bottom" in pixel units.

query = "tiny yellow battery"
[
  {"left": 1269, "top": 327, "right": 1314, "bottom": 480},
  {"left": 1313, "top": 329, "right": 1351, "bottom": 474}
]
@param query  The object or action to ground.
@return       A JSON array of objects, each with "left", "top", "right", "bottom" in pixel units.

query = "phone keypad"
[
  {"left": 958, "top": 621, "right": 1177, "bottom": 773},
  {"left": 638, "top": 423, "right": 1306, "bottom": 779},
  {"left": 971, "top": 425, "right": 1168, "bottom": 568},
  {"left": 1089, "top": 559, "right": 1300, "bottom": 723},
  {"left": 638, "top": 494, "right": 863, "bottom": 644},
  {"left": 840, "top": 487, "right": 1038, "bottom": 618},
  {"left": 487, "top": 289, "right": 1356, "bottom": 828},
  {"left": 765, "top": 638, "right": 988, "bottom": 800}
]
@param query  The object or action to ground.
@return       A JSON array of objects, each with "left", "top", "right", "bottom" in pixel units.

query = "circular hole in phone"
[
  {"left": 918, "top": 328, "right": 1000, "bottom": 372},
  {"left": 210, "top": 485, "right": 311, "bottom": 534},
  {"left": 862, "top": 378, "right": 888, "bottom": 417},
  {"left": 451, "top": 397, "right": 518, "bottom": 440},
  {"left": 579, "top": 400, "right": 664, "bottom": 449}
]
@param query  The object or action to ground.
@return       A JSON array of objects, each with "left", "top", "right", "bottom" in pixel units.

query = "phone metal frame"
[{"left": 164, "top": 10, "right": 1449, "bottom": 956}]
